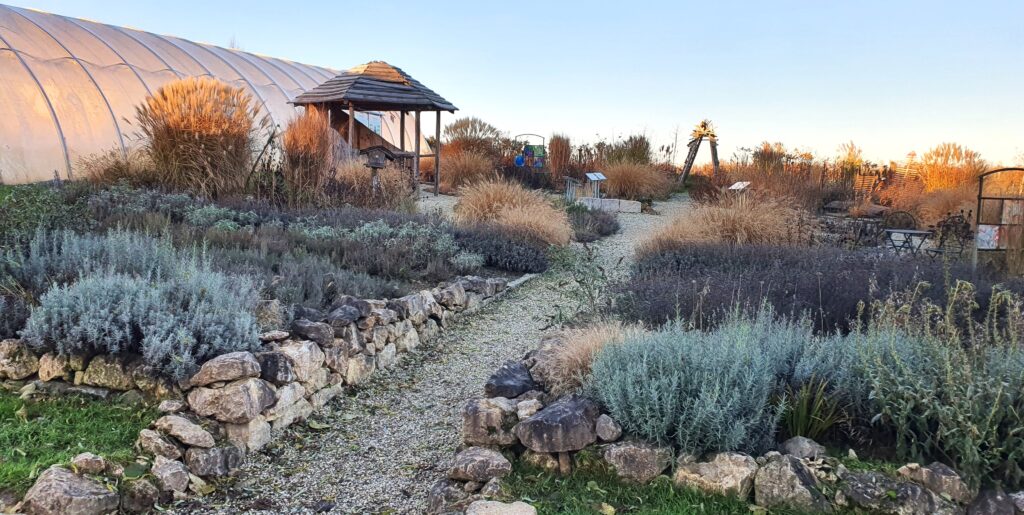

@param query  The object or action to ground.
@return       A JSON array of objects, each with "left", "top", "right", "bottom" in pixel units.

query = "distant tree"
[{"left": 443, "top": 117, "right": 501, "bottom": 143}]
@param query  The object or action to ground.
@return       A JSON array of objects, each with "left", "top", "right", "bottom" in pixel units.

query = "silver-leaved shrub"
[
  {"left": 21, "top": 258, "right": 260, "bottom": 380},
  {"left": 588, "top": 311, "right": 806, "bottom": 456}
]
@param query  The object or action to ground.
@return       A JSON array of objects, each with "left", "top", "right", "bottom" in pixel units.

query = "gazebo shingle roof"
[{"left": 292, "top": 61, "right": 456, "bottom": 112}]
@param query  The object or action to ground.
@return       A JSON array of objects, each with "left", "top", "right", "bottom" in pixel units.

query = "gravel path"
[{"left": 181, "top": 195, "right": 690, "bottom": 514}]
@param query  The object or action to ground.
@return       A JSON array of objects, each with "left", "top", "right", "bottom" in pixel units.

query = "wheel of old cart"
[{"left": 882, "top": 210, "right": 918, "bottom": 231}]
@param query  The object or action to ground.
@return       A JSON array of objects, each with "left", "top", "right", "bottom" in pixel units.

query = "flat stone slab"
[{"left": 579, "top": 197, "right": 642, "bottom": 213}]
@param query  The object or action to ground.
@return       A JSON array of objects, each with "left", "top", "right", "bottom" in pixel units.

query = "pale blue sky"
[{"left": 10, "top": 0, "right": 1024, "bottom": 165}]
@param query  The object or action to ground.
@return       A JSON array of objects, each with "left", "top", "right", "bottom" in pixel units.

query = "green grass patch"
[
  {"left": 0, "top": 391, "right": 156, "bottom": 494},
  {"left": 503, "top": 461, "right": 810, "bottom": 515}
]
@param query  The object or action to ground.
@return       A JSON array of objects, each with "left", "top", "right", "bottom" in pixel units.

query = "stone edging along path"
[
  {"left": 7, "top": 272, "right": 523, "bottom": 515},
  {"left": 167, "top": 196, "right": 693, "bottom": 514}
]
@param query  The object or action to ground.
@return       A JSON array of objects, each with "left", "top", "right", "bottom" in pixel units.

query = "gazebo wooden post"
[
  {"left": 347, "top": 103, "right": 355, "bottom": 151},
  {"left": 434, "top": 111, "right": 442, "bottom": 196},
  {"left": 399, "top": 111, "right": 406, "bottom": 151},
  {"left": 413, "top": 110, "right": 422, "bottom": 197}
]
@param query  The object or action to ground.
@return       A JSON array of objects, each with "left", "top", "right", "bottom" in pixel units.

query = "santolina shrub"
[
  {"left": 590, "top": 284, "right": 1024, "bottom": 488},
  {"left": 589, "top": 313, "right": 798, "bottom": 456},
  {"left": 22, "top": 265, "right": 260, "bottom": 380}
]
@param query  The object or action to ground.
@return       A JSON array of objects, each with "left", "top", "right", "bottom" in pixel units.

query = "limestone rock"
[
  {"left": 481, "top": 477, "right": 503, "bottom": 498},
  {"left": 0, "top": 339, "right": 39, "bottom": 380},
  {"left": 603, "top": 441, "right": 672, "bottom": 483},
  {"left": 151, "top": 456, "right": 189, "bottom": 493},
  {"left": 310, "top": 383, "right": 344, "bottom": 410},
  {"left": 449, "top": 447, "right": 513, "bottom": 483},
  {"left": 80, "top": 354, "right": 136, "bottom": 391},
  {"left": 466, "top": 500, "right": 537, "bottom": 515},
  {"left": 394, "top": 321, "right": 421, "bottom": 352},
  {"left": 436, "top": 282, "right": 468, "bottom": 310},
  {"left": 345, "top": 354, "right": 376, "bottom": 385},
  {"left": 37, "top": 353, "right": 72, "bottom": 382},
  {"left": 1010, "top": 491, "right": 1024, "bottom": 512},
  {"left": 157, "top": 399, "right": 186, "bottom": 413},
  {"left": 754, "top": 454, "right": 832, "bottom": 513},
  {"left": 120, "top": 478, "right": 159, "bottom": 514},
  {"left": 264, "top": 382, "right": 306, "bottom": 419},
  {"left": 277, "top": 340, "right": 326, "bottom": 383},
  {"left": 485, "top": 361, "right": 537, "bottom": 399},
  {"left": 595, "top": 414, "right": 622, "bottom": 442},
  {"left": 332, "top": 295, "right": 372, "bottom": 319},
  {"left": 513, "top": 395, "right": 599, "bottom": 453},
  {"left": 375, "top": 343, "right": 397, "bottom": 370},
  {"left": 138, "top": 429, "right": 182, "bottom": 459},
  {"left": 270, "top": 397, "right": 314, "bottom": 432},
  {"left": 327, "top": 305, "right": 361, "bottom": 331},
  {"left": 516, "top": 399, "right": 542, "bottom": 420},
  {"left": 427, "top": 478, "right": 473, "bottom": 514},
  {"left": 153, "top": 415, "right": 215, "bottom": 448},
  {"left": 462, "top": 397, "right": 518, "bottom": 446},
  {"left": 780, "top": 436, "right": 827, "bottom": 460},
  {"left": 322, "top": 346, "right": 349, "bottom": 375},
  {"left": 22, "top": 465, "right": 119, "bottom": 515},
  {"left": 187, "top": 377, "right": 276, "bottom": 424},
  {"left": 189, "top": 352, "right": 260, "bottom": 387},
  {"left": 225, "top": 415, "right": 272, "bottom": 452},
  {"left": 674, "top": 452, "right": 759, "bottom": 500},
  {"left": 184, "top": 446, "right": 243, "bottom": 478},
  {"left": 70, "top": 452, "right": 107, "bottom": 475},
  {"left": 898, "top": 462, "right": 975, "bottom": 505},
  {"left": 521, "top": 451, "right": 559, "bottom": 473},
  {"left": 259, "top": 330, "right": 290, "bottom": 343},
  {"left": 387, "top": 291, "right": 441, "bottom": 325},
  {"left": 257, "top": 351, "right": 298, "bottom": 384},
  {"left": 839, "top": 471, "right": 961, "bottom": 515},
  {"left": 289, "top": 319, "right": 332, "bottom": 347},
  {"left": 968, "top": 489, "right": 1015, "bottom": 514}
]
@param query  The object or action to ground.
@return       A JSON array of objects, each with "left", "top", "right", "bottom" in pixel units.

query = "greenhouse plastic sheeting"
[{"left": 0, "top": 4, "right": 416, "bottom": 184}]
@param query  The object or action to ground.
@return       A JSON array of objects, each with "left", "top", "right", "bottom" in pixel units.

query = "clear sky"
[{"left": 10, "top": 0, "right": 1024, "bottom": 166}]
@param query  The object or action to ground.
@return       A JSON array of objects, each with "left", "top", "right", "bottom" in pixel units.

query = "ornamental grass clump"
[
  {"left": 545, "top": 323, "right": 629, "bottom": 396},
  {"left": 332, "top": 160, "right": 413, "bottom": 210},
  {"left": 454, "top": 179, "right": 571, "bottom": 246},
  {"left": 136, "top": 77, "right": 266, "bottom": 198},
  {"left": 636, "top": 194, "right": 818, "bottom": 258},
  {"left": 601, "top": 161, "right": 673, "bottom": 201},
  {"left": 281, "top": 109, "right": 339, "bottom": 207},
  {"left": 439, "top": 150, "right": 494, "bottom": 194}
]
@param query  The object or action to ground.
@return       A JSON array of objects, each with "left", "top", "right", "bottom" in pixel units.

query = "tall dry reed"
[
  {"left": 602, "top": 161, "right": 673, "bottom": 201},
  {"left": 454, "top": 178, "right": 571, "bottom": 246},
  {"left": 638, "top": 194, "right": 818, "bottom": 258},
  {"left": 282, "top": 109, "right": 338, "bottom": 207},
  {"left": 136, "top": 77, "right": 266, "bottom": 198},
  {"left": 549, "top": 134, "right": 571, "bottom": 182},
  {"left": 333, "top": 160, "right": 413, "bottom": 210}
]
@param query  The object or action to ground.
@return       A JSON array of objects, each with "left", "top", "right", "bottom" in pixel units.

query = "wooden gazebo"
[{"left": 292, "top": 61, "right": 457, "bottom": 195}]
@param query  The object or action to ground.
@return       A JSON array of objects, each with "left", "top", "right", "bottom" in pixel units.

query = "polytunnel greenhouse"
[{"left": 0, "top": 3, "right": 414, "bottom": 184}]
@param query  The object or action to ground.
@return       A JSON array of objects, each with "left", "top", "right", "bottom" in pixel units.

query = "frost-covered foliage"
[
  {"left": 455, "top": 225, "right": 551, "bottom": 273},
  {"left": 590, "top": 283, "right": 1024, "bottom": 489},
  {"left": 22, "top": 262, "right": 260, "bottom": 380},
  {"left": 588, "top": 312, "right": 804, "bottom": 455}
]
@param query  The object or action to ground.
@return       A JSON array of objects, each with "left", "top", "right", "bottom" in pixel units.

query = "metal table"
[{"left": 884, "top": 229, "right": 932, "bottom": 257}]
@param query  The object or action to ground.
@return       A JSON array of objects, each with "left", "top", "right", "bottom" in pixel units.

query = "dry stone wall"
[{"left": 3, "top": 275, "right": 514, "bottom": 514}]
